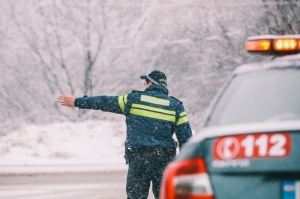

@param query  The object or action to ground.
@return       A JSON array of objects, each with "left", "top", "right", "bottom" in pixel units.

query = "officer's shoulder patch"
[
  {"left": 132, "top": 90, "right": 143, "bottom": 93},
  {"left": 170, "top": 96, "right": 182, "bottom": 103}
]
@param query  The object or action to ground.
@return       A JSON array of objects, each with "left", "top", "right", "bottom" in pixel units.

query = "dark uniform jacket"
[{"left": 75, "top": 84, "right": 192, "bottom": 151}]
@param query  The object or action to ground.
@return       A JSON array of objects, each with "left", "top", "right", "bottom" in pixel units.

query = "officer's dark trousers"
[{"left": 126, "top": 155, "right": 170, "bottom": 199}]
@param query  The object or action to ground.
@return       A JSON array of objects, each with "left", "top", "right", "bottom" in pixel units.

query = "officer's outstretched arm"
[
  {"left": 74, "top": 94, "right": 129, "bottom": 115},
  {"left": 57, "top": 94, "right": 129, "bottom": 115}
]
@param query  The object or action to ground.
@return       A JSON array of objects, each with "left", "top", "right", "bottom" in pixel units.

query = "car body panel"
[
  {"left": 205, "top": 131, "right": 300, "bottom": 173},
  {"left": 198, "top": 55, "right": 300, "bottom": 130},
  {"left": 177, "top": 122, "right": 300, "bottom": 165},
  {"left": 209, "top": 174, "right": 283, "bottom": 199},
  {"left": 171, "top": 54, "right": 300, "bottom": 199}
]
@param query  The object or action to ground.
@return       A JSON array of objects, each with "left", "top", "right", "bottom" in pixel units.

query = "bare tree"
[
  {"left": 257, "top": 0, "right": 300, "bottom": 34},
  {"left": 4, "top": 0, "right": 300, "bottom": 131}
]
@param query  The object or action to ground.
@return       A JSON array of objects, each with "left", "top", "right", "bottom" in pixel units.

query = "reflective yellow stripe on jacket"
[
  {"left": 118, "top": 94, "right": 128, "bottom": 112},
  {"left": 130, "top": 103, "right": 176, "bottom": 122},
  {"left": 177, "top": 111, "right": 189, "bottom": 125},
  {"left": 140, "top": 95, "right": 170, "bottom": 106}
]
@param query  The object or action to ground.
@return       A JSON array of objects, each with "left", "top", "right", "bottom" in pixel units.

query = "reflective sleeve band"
[
  {"left": 118, "top": 94, "right": 128, "bottom": 112},
  {"left": 177, "top": 111, "right": 189, "bottom": 125},
  {"left": 129, "top": 103, "right": 176, "bottom": 122},
  {"left": 141, "top": 95, "right": 170, "bottom": 106},
  {"left": 180, "top": 111, "right": 186, "bottom": 117}
]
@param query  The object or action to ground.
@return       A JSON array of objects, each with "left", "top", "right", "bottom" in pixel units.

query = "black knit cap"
[{"left": 140, "top": 70, "right": 167, "bottom": 87}]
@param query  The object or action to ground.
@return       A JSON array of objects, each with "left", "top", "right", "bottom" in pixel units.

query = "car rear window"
[{"left": 207, "top": 68, "right": 300, "bottom": 126}]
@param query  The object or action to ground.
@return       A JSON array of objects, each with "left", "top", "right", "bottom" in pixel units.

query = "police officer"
[{"left": 57, "top": 70, "right": 192, "bottom": 199}]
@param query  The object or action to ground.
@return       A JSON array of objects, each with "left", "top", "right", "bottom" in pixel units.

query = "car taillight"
[{"left": 160, "top": 158, "right": 214, "bottom": 199}]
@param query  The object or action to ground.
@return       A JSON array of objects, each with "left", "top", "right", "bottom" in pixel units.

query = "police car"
[{"left": 160, "top": 35, "right": 300, "bottom": 199}]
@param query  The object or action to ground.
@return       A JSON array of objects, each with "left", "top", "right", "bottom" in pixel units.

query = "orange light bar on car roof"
[
  {"left": 273, "top": 39, "right": 297, "bottom": 51},
  {"left": 245, "top": 40, "right": 271, "bottom": 51},
  {"left": 245, "top": 35, "right": 300, "bottom": 55}
]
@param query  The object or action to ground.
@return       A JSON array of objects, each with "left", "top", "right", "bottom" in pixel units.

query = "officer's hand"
[{"left": 57, "top": 95, "right": 76, "bottom": 107}]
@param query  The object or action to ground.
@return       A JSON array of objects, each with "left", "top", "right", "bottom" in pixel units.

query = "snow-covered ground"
[{"left": 0, "top": 120, "right": 127, "bottom": 168}]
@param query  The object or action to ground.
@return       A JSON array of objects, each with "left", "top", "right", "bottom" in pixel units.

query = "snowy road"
[{"left": 0, "top": 172, "right": 155, "bottom": 199}]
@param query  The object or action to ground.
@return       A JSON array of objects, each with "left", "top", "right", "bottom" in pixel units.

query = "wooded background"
[{"left": 1, "top": 0, "right": 299, "bottom": 133}]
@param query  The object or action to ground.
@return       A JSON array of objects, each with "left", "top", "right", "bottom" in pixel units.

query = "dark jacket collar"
[{"left": 144, "top": 84, "right": 169, "bottom": 95}]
